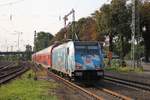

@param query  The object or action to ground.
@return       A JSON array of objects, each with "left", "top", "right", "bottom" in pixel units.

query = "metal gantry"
[
  {"left": 63, "top": 9, "right": 79, "bottom": 41},
  {"left": 63, "top": 9, "right": 75, "bottom": 27}
]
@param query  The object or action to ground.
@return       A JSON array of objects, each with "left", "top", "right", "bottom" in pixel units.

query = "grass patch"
[
  {"left": 104, "top": 66, "right": 143, "bottom": 73},
  {"left": 104, "top": 59, "right": 143, "bottom": 73},
  {"left": 0, "top": 70, "right": 59, "bottom": 100}
]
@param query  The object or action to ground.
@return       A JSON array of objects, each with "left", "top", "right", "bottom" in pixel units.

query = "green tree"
[
  {"left": 34, "top": 32, "right": 54, "bottom": 51},
  {"left": 53, "top": 17, "right": 104, "bottom": 42},
  {"left": 111, "top": 0, "right": 131, "bottom": 59},
  {"left": 25, "top": 44, "right": 32, "bottom": 60},
  {"left": 54, "top": 28, "right": 67, "bottom": 41},
  {"left": 74, "top": 17, "right": 97, "bottom": 41},
  {"left": 92, "top": 0, "right": 132, "bottom": 66}
]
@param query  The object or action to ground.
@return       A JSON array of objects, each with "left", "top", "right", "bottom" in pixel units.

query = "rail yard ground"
[
  {"left": 0, "top": 61, "right": 150, "bottom": 100},
  {"left": 33, "top": 64, "right": 150, "bottom": 100},
  {"left": 34, "top": 65, "right": 89, "bottom": 100},
  {"left": 0, "top": 70, "right": 58, "bottom": 100},
  {"left": 104, "top": 60, "right": 150, "bottom": 85},
  {"left": 0, "top": 63, "right": 87, "bottom": 100}
]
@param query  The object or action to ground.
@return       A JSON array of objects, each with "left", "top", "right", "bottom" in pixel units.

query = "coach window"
[{"left": 67, "top": 48, "right": 69, "bottom": 55}]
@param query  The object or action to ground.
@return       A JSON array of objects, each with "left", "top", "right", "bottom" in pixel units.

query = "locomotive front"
[{"left": 73, "top": 41, "right": 104, "bottom": 82}]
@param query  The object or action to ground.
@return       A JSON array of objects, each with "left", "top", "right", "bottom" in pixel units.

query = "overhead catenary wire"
[
  {"left": 0, "top": 0, "right": 24, "bottom": 7},
  {"left": 0, "top": 0, "right": 25, "bottom": 21}
]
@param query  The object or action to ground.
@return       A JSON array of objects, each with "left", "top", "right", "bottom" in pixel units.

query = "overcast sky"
[{"left": 0, "top": 0, "right": 109, "bottom": 51}]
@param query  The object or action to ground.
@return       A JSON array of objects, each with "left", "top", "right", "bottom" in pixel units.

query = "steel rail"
[
  {"left": 0, "top": 62, "right": 12, "bottom": 70},
  {"left": 95, "top": 87, "right": 132, "bottom": 100},
  {"left": 0, "top": 65, "right": 29, "bottom": 84},
  {"left": 0, "top": 66, "right": 23, "bottom": 78},
  {"left": 104, "top": 75, "right": 150, "bottom": 91},
  {"left": 32, "top": 64, "right": 132, "bottom": 100},
  {"left": 47, "top": 70, "right": 133, "bottom": 100},
  {"left": 0, "top": 63, "right": 16, "bottom": 71},
  {"left": 47, "top": 70, "right": 104, "bottom": 100}
]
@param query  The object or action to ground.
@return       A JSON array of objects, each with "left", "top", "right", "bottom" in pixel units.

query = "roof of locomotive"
[
  {"left": 73, "top": 41, "right": 99, "bottom": 46},
  {"left": 32, "top": 41, "right": 100, "bottom": 56}
]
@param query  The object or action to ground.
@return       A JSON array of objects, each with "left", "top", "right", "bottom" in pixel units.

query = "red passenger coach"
[{"left": 32, "top": 45, "right": 55, "bottom": 68}]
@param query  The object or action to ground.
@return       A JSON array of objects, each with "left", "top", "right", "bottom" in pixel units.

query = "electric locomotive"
[{"left": 32, "top": 41, "right": 104, "bottom": 82}]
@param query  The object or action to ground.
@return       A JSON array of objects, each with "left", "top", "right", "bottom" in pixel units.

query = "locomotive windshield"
[{"left": 75, "top": 45, "right": 102, "bottom": 70}]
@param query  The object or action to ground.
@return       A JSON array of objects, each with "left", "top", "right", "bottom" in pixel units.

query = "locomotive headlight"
[
  {"left": 97, "top": 72, "right": 103, "bottom": 76},
  {"left": 76, "top": 63, "right": 83, "bottom": 70},
  {"left": 75, "top": 72, "right": 83, "bottom": 76}
]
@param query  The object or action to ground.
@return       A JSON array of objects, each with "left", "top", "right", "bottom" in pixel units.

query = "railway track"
[
  {"left": 46, "top": 69, "right": 132, "bottom": 100},
  {"left": 32, "top": 64, "right": 134, "bottom": 100},
  {"left": 86, "top": 85, "right": 133, "bottom": 100},
  {"left": 47, "top": 70, "right": 104, "bottom": 100},
  {"left": 0, "top": 62, "right": 29, "bottom": 84},
  {"left": 0, "top": 63, "right": 17, "bottom": 72},
  {"left": 104, "top": 75, "right": 150, "bottom": 91},
  {"left": 0, "top": 62, "right": 14, "bottom": 70},
  {"left": 32, "top": 64, "right": 150, "bottom": 100}
]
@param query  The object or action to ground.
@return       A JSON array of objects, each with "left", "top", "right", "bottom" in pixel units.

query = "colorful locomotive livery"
[
  {"left": 75, "top": 45, "right": 103, "bottom": 70},
  {"left": 32, "top": 41, "right": 104, "bottom": 82}
]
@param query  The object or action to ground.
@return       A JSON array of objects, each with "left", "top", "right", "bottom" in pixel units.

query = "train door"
[{"left": 65, "top": 47, "right": 69, "bottom": 73}]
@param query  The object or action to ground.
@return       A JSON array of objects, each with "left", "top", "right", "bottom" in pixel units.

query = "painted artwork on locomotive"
[
  {"left": 75, "top": 45, "right": 102, "bottom": 70},
  {"left": 52, "top": 47, "right": 66, "bottom": 71}
]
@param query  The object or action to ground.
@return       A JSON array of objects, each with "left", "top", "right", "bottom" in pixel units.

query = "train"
[{"left": 32, "top": 41, "right": 104, "bottom": 82}]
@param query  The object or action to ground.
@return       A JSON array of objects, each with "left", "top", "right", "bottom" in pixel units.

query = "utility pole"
[
  {"left": 10, "top": 45, "right": 13, "bottom": 51},
  {"left": 17, "top": 32, "right": 22, "bottom": 51},
  {"left": 34, "top": 30, "right": 37, "bottom": 52},
  {"left": 14, "top": 31, "right": 22, "bottom": 51},
  {"left": 131, "top": 0, "right": 140, "bottom": 68},
  {"left": 131, "top": 0, "right": 136, "bottom": 68},
  {"left": 5, "top": 40, "right": 7, "bottom": 52},
  {"left": 34, "top": 30, "right": 37, "bottom": 80},
  {"left": 136, "top": 0, "right": 140, "bottom": 67},
  {"left": 34, "top": 30, "right": 37, "bottom": 61}
]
